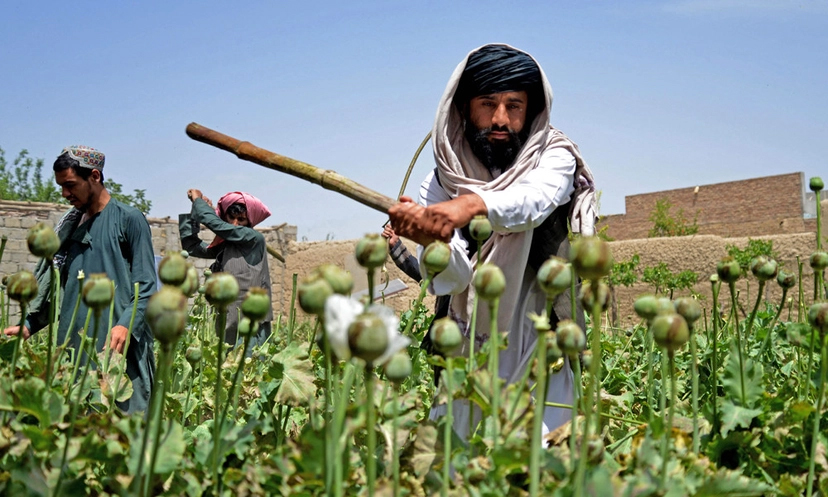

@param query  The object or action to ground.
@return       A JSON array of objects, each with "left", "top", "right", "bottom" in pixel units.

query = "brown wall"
[{"left": 600, "top": 172, "right": 819, "bottom": 240}]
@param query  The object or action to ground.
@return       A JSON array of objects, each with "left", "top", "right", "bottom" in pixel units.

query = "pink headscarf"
[{"left": 207, "top": 191, "right": 271, "bottom": 248}]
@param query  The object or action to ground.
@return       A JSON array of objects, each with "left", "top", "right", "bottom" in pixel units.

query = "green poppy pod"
[
  {"left": 469, "top": 215, "right": 492, "bottom": 242},
  {"left": 297, "top": 273, "right": 333, "bottom": 316},
  {"left": 655, "top": 297, "right": 676, "bottom": 316},
  {"left": 473, "top": 263, "right": 505, "bottom": 301},
  {"left": 716, "top": 257, "right": 741, "bottom": 283},
  {"left": 810, "top": 176, "right": 824, "bottom": 193},
  {"left": 556, "top": 319, "right": 586, "bottom": 357},
  {"left": 422, "top": 241, "right": 451, "bottom": 276},
  {"left": 537, "top": 257, "right": 572, "bottom": 298},
  {"left": 750, "top": 255, "right": 778, "bottom": 281},
  {"left": 204, "top": 272, "right": 240, "bottom": 310},
  {"left": 430, "top": 317, "right": 463, "bottom": 355},
  {"left": 569, "top": 236, "right": 613, "bottom": 281},
  {"left": 5, "top": 271, "right": 38, "bottom": 304},
  {"left": 241, "top": 287, "right": 271, "bottom": 322},
  {"left": 355, "top": 233, "right": 388, "bottom": 269},
  {"left": 808, "top": 302, "right": 828, "bottom": 335},
  {"left": 185, "top": 345, "right": 203, "bottom": 364},
  {"left": 179, "top": 265, "right": 200, "bottom": 298},
  {"left": 237, "top": 316, "right": 254, "bottom": 337},
  {"left": 634, "top": 294, "right": 659, "bottom": 322},
  {"left": 146, "top": 285, "right": 188, "bottom": 345},
  {"left": 651, "top": 313, "right": 690, "bottom": 353},
  {"left": 180, "top": 250, "right": 190, "bottom": 259},
  {"left": 810, "top": 251, "right": 828, "bottom": 271},
  {"left": 776, "top": 270, "right": 796, "bottom": 289},
  {"left": 580, "top": 349, "right": 592, "bottom": 370},
  {"left": 315, "top": 264, "right": 354, "bottom": 296},
  {"left": 546, "top": 333, "right": 564, "bottom": 364},
  {"left": 158, "top": 252, "right": 188, "bottom": 286},
  {"left": 579, "top": 279, "right": 609, "bottom": 312},
  {"left": 709, "top": 274, "right": 719, "bottom": 284},
  {"left": 203, "top": 268, "right": 212, "bottom": 278},
  {"left": 26, "top": 222, "right": 60, "bottom": 260},
  {"left": 348, "top": 312, "right": 389, "bottom": 365},
  {"left": 82, "top": 273, "right": 114, "bottom": 311},
  {"left": 383, "top": 350, "right": 412, "bottom": 383},
  {"left": 674, "top": 297, "right": 702, "bottom": 326}
]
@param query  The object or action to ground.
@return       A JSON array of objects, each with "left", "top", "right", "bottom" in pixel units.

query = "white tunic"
[{"left": 420, "top": 147, "right": 578, "bottom": 438}]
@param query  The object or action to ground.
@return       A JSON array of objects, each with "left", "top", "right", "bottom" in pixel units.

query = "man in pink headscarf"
[{"left": 180, "top": 189, "right": 273, "bottom": 347}]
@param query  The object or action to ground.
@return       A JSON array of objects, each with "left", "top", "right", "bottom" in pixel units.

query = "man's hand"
[
  {"left": 187, "top": 189, "right": 203, "bottom": 202},
  {"left": 381, "top": 224, "right": 400, "bottom": 247},
  {"left": 3, "top": 325, "right": 31, "bottom": 339},
  {"left": 388, "top": 194, "right": 487, "bottom": 246},
  {"left": 110, "top": 325, "right": 129, "bottom": 354}
]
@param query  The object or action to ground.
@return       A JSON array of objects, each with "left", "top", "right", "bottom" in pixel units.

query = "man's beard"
[{"left": 465, "top": 124, "right": 529, "bottom": 174}]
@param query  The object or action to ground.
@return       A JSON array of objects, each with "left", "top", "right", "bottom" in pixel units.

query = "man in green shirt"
[{"left": 4, "top": 145, "right": 156, "bottom": 413}]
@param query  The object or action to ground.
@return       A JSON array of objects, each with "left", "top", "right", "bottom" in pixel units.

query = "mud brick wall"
[
  {"left": 600, "top": 172, "right": 818, "bottom": 240},
  {"left": 0, "top": 199, "right": 296, "bottom": 320}
]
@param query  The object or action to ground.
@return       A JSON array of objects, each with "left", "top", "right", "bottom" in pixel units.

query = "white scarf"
[{"left": 432, "top": 44, "right": 598, "bottom": 336}]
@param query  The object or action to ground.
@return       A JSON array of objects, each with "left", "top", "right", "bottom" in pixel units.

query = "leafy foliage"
[
  {"left": 642, "top": 261, "right": 699, "bottom": 298},
  {"left": 726, "top": 238, "right": 778, "bottom": 275},
  {"left": 648, "top": 197, "right": 700, "bottom": 238}
]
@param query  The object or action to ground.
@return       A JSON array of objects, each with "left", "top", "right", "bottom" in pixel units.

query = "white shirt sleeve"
[
  {"left": 416, "top": 170, "right": 473, "bottom": 296},
  {"left": 461, "top": 147, "right": 576, "bottom": 232}
]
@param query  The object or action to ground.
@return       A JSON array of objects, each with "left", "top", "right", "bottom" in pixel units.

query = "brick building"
[{"left": 599, "top": 172, "right": 826, "bottom": 240}]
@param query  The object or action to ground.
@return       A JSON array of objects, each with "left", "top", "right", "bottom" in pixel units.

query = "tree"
[
  {"left": 641, "top": 262, "right": 699, "bottom": 299},
  {"left": 0, "top": 147, "right": 152, "bottom": 213},
  {"left": 608, "top": 254, "right": 639, "bottom": 326},
  {"left": 648, "top": 198, "right": 699, "bottom": 238}
]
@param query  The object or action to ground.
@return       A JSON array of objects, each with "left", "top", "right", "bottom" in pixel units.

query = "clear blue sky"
[{"left": 2, "top": 1, "right": 826, "bottom": 241}]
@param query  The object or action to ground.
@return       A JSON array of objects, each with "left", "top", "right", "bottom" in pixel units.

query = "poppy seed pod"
[
  {"left": 750, "top": 255, "right": 778, "bottom": 281},
  {"left": 556, "top": 319, "right": 586, "bottom": 357},
  {"left": 709, "top": 274, "right": 719, "bottom": 284},
  {"left": 6, "top": 271, "right": 38, "bottom": 304},
  {"left": 82, "top": 273, "right": 114, "bottom": 311},
  {"left": 469, "top": 215, "right": 492, "bottom": 242},
  {"left": 203, "top": 268, "right": 212, "bottom": 278},
  {"left": 348, "top": 312, "right": 389, "bottom": 365},
  {"left": 651, "top": 313, "right": 690, "bottom": 353},
  {"left": 546, "top": 333, "right": 563, "bottom": 364},
  {"left": 537, "top": 257, "right": 572, "bottom": 298},
  {"left": 580, "top": 349, "right": 593, "bottom": 370},
  {"left": 204, "top": 272, "right": 240, "bottom": 310},
  {"left": 315, "top": 264, "right": 354, "bottom": 296},
  {"left": 158, "top": 252, "right": 188, "bottom": 286},
  {"left": 579, "top": 279, "right": 609, "bottom": 312},
  {"left": 422, "top": 241, "right": 451, "bottom": 276},
  {"left": 634, "top": 294, "right": 660, "bottom": 322},
  {"left": 474, "top": 263, "right": 506, "bottom": 301},
  {"left": 179, "top": 265, "right": 200, "bottom": 298},
  {"left": 808, "top": 302, "right": 828, "bottom": 335},
  {"left": 241, "top": 287, "right": 271, "bottom": 321},
  {"left": 237, "top": 316, "right": 253, "bottom": 337},
  {"left": 383, "top": 350, "right": 412, "bottom": 383},
  {"left": 297, "top": 273, "right": 333, "bottom": 315},
  {"left": 355, "top": 233, "right": 388, "bottom": 269},
  {"left": 430, "top": 317, "right": 463, "bottom": 355},
  {"left": 777, "top": 270, "right": 797, "bottom": 289},
  {"left": 810, "top": 176, "right": 824, "bottom": 193},
  {"left": 185, "top": 345, "right": 203, "bottom": 364},
  {"left": 180, "top": 250, "right": 189, "bottom": 259},
  {"left": 674, "top": 297, "right": 702, "bottom": 326},
  {"left": 810, "top": 251, "right": 828, "bottom": 271},
  {"left": 570, "top": 236, "right": 613, "bottom": 281},
  {"left": 146, "top": 285, "right": 188, "bottom": 345},
  {"left": 716, "top": 257, "right": 742, "bottom": 283},
  {"left": 26, "top": 222, "right": 60, "bottom": 260}
]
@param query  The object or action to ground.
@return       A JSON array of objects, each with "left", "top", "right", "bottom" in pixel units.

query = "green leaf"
[
  {"left": 721, "top": 342, "right": 764, "bottom": 408},
  {"left": 12, "top": 377, "right": 64, "bottom": 427},
  {"left": 271, "top": 343, "right": 316, "bottom": 407},
  {"left": 152, "top": 421, "right": 186, "bottom": 474},
  {"left": 694, "top": 467, "right": 774, "bottom": 496},
  {"left": 719, "top": 400, "right": 762, "bottom": 438}
]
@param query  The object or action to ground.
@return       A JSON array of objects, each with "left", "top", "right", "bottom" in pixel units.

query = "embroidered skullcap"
[
  {"left": 455, "top": 44, "right": 542, "bottom": 105},
  {"left": 61, "top": 145, "right": 105, "bottom": 171}
]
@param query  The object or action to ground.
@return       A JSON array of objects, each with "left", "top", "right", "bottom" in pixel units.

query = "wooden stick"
[{"left": 186, "top": 123, "right": 396, "bottom": 214}]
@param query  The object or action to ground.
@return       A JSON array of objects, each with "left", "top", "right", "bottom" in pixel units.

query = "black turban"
[{"left": 455, "top": 44, "right": 542, "bottom": 105}]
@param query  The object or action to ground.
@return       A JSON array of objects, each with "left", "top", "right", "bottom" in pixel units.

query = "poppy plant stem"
[
  {"left": 487, "top": 297, "right": 501, "bottom": 452},
  {"left": 442, "top": 356, "right": 455, "bottom": 497},
  {"left": 211, "top": 309, "right": 228, "bottom": 492},
  {"left": 365, "top": 367, "right": 377, "bottom": 497},
  {"left": 660, "top": 353, "right": 677, "bottom": 492},
  {"left": 805, "top": 334, "right": 827, "bottom": 497},
  {"left": 728, "top": 281, "right": 747, "bottom": 406}
]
